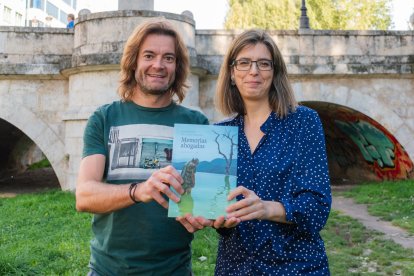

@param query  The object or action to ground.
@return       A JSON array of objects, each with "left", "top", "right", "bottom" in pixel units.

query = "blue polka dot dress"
[{"left": 215, "top": 105, "right": 332, "bottom": 275}]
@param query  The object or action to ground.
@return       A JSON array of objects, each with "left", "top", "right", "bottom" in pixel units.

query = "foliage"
[
  {"left": 27, "top": 158, "right": 51, "bottom": 170},
  {"left": 225, "top": 0, "right": 393, "bottom": 30},
  {"left": 339, "top": 179, "right": 414, "bottom": 234}
]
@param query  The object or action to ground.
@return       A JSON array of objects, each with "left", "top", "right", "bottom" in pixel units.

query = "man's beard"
[
  {"left": 137, "top": 81, "right": 171, "bottom": 96},
  {"left": 135, "top": 70, "right": 175, "bottom": 96}
]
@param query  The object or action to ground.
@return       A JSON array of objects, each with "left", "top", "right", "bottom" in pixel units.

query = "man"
[
  {"left": 66, "top": 13, "right": 74, "bottom": 29},
  {"left": 76, "top": 19, "right": 211, "bottom": 275}
]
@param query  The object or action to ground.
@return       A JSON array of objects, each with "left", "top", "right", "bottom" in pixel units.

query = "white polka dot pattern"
[{"left": 215, "top": 105, "right": 332, "bottom": 275}]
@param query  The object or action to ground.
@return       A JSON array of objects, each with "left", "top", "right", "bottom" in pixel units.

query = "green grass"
[
  {"left": 0, "top": 190, "right": 91, "bottom": 275},
  {"left": 322, "top": 210, "right": 414, "bottom": 275},
  {"left": 1, "top": 182, "right": 414, "bottom": 275},
  {"left": 27, "top": 158, "right": 51, "bottom": 170},
  {"left": 338, "top": 179, "right": 414, "bottom": 235},
  {"left": 192, "top": 227, "right": 219, "bottom": 275}
]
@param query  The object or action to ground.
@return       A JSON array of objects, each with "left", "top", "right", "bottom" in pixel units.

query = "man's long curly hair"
[{"left": 118, "top": 18, "right": 190, "bottom": 103}]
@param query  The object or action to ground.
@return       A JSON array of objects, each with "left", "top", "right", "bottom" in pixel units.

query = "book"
[{"left": 168, "top": 124, "right": 238, "bottom": 219}]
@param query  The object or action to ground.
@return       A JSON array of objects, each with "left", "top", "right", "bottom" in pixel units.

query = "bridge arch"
[
  {"left": 294, "top": 78, "right": 414, "bottom": 162},
  {"left": 300, "top": 100, "right": 413, "bottom": 184},
  {"left": 297, "top": 83, "right": 404, "bottom": 139},
  {"left": 0, "top": 99, "right": 66, "bottom": 189}
]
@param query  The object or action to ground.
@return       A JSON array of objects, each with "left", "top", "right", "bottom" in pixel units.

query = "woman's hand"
[{"left": 225, "top": 186, "right": 287, "bottom": 223}]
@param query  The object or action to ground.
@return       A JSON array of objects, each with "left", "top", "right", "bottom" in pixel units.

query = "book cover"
[{"left": 168, "top": 124, "right": 238, "bottom": 219}]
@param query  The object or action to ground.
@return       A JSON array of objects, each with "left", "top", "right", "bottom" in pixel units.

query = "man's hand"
[
  {"left": 176, "top": 214, "right": 213, "bottom": 233},
  {"left": 212, "top": 215, "right": 241, "bottom": 229},
  {"left": 134, "top": 165, "right": 184, "bottom": 209}
]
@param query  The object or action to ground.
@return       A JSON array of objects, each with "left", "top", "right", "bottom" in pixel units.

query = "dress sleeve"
[
  {"left": 279, "top": 110, "right": 331, "bottom": 234},
  {"left": 82, "top": 107, "right": 107, "bottom": 158}
]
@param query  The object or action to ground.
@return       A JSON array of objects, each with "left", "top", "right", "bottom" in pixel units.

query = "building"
[
  {"left": 0, "top": 0, "right": 25, "bottom": 26},
  {"left": 0, "top": 0, "right": 76, "bottom": 27}
]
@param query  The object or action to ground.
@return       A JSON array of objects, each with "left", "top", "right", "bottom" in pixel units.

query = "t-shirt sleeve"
[
  {"left": 82, "top": 107, "right": 107, "bottom": 158},
  {"left": 195, "top": 111, "right": 209, "bottom": 125}
]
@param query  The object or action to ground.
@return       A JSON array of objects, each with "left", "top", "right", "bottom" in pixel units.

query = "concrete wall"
[{"left": 0, "top": 11, "right": 413, "bottom": 190}]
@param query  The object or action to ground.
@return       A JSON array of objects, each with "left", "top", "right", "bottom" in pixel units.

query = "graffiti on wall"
[
  {"left": 335, "top": 120, "right": 395, "bottom": 168},
  {"left": 302, "top": 101, "right": 413, "bottom": 182}
]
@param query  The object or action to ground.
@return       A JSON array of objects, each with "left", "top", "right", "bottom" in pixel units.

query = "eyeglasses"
[{"left": 231, "top": 59, "right": 273, "bottom": 71}]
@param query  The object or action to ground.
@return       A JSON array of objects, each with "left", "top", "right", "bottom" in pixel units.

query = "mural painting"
[{"left": 302, "top": 101, "right": 413, "bottom": 183}]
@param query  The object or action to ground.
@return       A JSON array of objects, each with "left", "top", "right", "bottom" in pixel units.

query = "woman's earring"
[{"left": 231, "top": 77, "right": 235, "bottom": 86}]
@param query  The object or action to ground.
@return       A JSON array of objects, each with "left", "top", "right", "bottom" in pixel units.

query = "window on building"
[
  {"left": 46, "top": 1, "right": 59, "bottom": 19},
  {"left": 60, "top": 10, "right": 68, "bottom": 24},
  {"left": 3, "top": 6, "right": 12, "bottom": 23},
  {"left": 72, "top": 0, "right": 77, "bottom": 10},
  {"left": 15, "top": 12, "right": 23, "bottom": 26},
  {"left": 30, "top": 0, "right": 45, "bottom": 10},
  {"left": 62, "top": 0, "right": 71, "bottom": 6}
]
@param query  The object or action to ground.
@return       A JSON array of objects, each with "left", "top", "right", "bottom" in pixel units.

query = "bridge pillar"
[{"left": 118, "top": 0, "right": 154, "bottom": 10}]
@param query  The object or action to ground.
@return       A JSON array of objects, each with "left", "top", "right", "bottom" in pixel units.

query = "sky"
[{"left": 77, "top": 0, "right": 414, "bottom": 30}]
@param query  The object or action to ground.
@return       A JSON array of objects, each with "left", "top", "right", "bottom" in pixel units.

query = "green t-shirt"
[{"left": 82, "top": 100, "right": 209, "bottom": 275}]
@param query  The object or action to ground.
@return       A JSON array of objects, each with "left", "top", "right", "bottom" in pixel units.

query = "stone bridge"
[{"left": 0, "top": 10, "right": 413, "bottom": 190}]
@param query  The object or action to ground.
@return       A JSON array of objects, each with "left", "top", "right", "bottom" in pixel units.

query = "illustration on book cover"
[{"left": 168, "top": 124, "right": 238, "bottom": 219}]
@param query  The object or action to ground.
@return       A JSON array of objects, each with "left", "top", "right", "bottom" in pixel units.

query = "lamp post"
[
  {"left": 45, "top": 15, "right": 53, "bottom": 27},
  {"left": 299, "top": 0, "right": 310, "bottom": 29},
  {"left": 31, "top": 16, "right": 39, "bottom": 27}
]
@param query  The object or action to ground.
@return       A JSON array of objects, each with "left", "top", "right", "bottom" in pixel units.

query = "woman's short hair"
[
  {"left": 118, "top": 18, "right": 190, "bottom": 102},
  {"left": 215, "top": 29, "right": 297, "bottom": 117}
]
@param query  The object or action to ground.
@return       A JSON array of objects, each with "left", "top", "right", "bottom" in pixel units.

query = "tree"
[
  {"left": 224, "top": 0, "right": 392, "bottom": 30},
  {"left": 213, "top": 130, "right": 237, "bottom": 176}
]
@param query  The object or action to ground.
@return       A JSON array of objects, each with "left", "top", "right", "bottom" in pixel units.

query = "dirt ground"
[{"left": 0, "top": 168, "right": 60, "bottom": 197}]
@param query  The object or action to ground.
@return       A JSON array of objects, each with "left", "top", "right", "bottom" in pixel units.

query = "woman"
[{"left": 213, "top": 29, "right": 332, "bottom": 275}]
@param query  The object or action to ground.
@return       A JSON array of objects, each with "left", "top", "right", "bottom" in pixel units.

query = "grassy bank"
[
  {"left": 1, "top": 180, "right": 413, "bottom": 275},
  {"left": 0, "top": 191, "right": 90, "bottom": 275},
  {"left": 339, "top": 179, "right": 414, "bottom": 235}
]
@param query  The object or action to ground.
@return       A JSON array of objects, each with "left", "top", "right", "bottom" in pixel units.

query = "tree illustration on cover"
[{"left": 168, "top": 124, "right": 238, "bottom": 219}]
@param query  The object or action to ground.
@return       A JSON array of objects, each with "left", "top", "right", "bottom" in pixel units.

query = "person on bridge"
[
  {"left": 212, "top": 29, "right": 332, "bottom": 275},
  {"left": 66, "top": 13, "right": 74, "bottom": 29},
  {"left": 76, "top": 18, "right": 211, "bottom": 275}
]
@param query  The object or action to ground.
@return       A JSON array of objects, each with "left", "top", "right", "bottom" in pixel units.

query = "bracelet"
[{"left": 129, "top": 182, "right": 140, "bottom": 204}]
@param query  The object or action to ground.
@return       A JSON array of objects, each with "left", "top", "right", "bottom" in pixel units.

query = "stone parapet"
[
  {"left": 0, "top": 26, "right": 73, "bottom": 77},
  {"left": 195, "top": 29, "right": 414, "bottom": 76}
]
